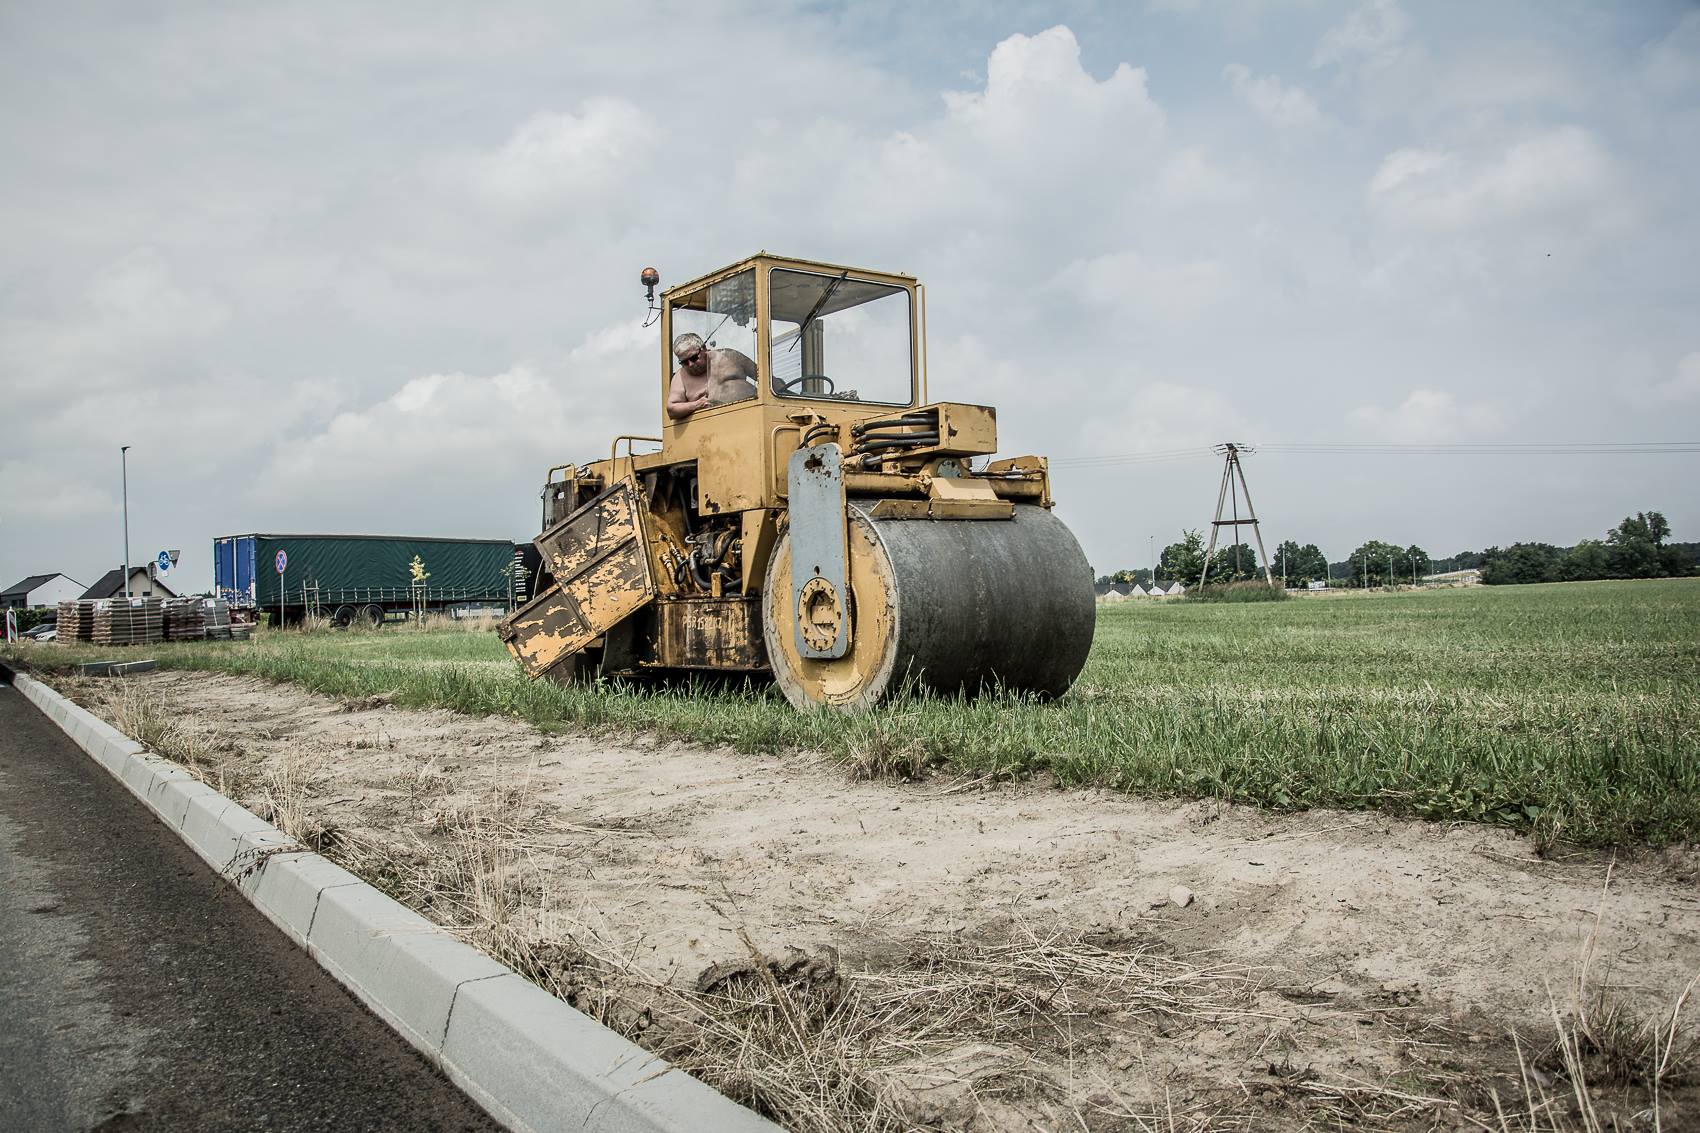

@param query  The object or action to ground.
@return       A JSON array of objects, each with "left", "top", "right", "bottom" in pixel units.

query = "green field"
[{"left": 14, "top": 579, "right": 1699, "bottom": 846}]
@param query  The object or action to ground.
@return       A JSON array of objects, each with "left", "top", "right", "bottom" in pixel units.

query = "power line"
[
  {"left": 1261, "top": 442, "right": 1700, "bottom": 455},
  {"left": 1051, "top": 440, "right": 1699, "bottom": 468}
]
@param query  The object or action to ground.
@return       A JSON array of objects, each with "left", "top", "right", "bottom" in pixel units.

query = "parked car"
[{"left": 23, "top": 623, "right": 57, "bottom": 641}]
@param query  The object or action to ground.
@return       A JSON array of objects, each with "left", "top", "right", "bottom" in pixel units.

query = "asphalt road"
[{"left": 0, "top": 673, "right": 502, "bottom": 1133}]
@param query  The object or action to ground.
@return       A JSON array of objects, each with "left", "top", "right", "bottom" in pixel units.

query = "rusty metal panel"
[
  {"left": 655, "top": 596, "right": 767, "bottom": 671},
  {"left": 868, "top": 498, "right": 1013, "bottom": 521},
  {"left": 499, "top": 584, "right": 586, "bottom": 677},
  {"left": 692, "top": 406, "right": 771, "bottom": 514},
  {"left": 535, "top": 480, "right": 646, "bottom": 581},
  {"left": 502, "top": 479, "right": 657, "bottom": 678}
]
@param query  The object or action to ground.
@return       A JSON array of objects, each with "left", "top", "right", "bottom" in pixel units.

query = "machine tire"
[
  {"left": 331, "top": 605, "right": 355, "bottom": 629},
  {"left": 363, "top": 603, "right": 385, "bottom": 627},
  {"left": 762, "top": 502, "right": 1096, "bottom": 710}
]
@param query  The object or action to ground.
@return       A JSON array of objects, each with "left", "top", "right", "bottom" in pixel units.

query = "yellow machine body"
[{"left": 499, "top": 253, "right": 1095, "bottom": 708}]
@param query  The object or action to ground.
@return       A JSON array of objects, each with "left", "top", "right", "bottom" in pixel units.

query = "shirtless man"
[{"left": 665, "top": 333, "right": 758, "bottom": 420}]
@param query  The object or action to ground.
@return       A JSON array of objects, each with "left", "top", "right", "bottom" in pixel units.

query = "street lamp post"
[{"left": 121, "top": 445, "right": 132, "bottom": 598}]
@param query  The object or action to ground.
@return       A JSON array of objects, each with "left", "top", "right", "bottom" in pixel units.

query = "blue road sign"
[
  {"left": 275, "top": 549, "right": 288, "bottom": 574},
  {"left": 157, "top": 551, "right": 171, "bottom": 574}
]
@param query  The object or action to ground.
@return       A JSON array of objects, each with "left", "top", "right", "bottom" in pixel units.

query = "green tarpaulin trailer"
[{"left": 214, "top": 533, "right": 516, "bottom": 625}]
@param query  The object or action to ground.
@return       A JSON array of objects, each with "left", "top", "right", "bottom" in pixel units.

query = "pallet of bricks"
[
  {"left": 56, "top": 600, "right": 95, "bottom": 642},
  {"left": 200, "top": 597, "right": 237, "bottom": 640},
  {"left": 163, "top": 598, "right": 206, "bottom": 641},
  {"left": 92, "top": 596, "right": 164, "bottom": 646}
]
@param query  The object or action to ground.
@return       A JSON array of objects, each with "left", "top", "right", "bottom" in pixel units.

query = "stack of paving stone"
[
  {"left": 200, "top": 598, "right": 233, "bottom": 640},
  {"left": 92, "top": 596, "right": 164, "bottom": 646},
  {"left": 163, "top": 598, "right": 206, "bottom": 641},
  {"left": 57, "top": 600, "right": 96, "bottom": 642}
]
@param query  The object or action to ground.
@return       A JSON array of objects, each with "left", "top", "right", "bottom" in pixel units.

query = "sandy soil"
[{"left": 63, "top": 669, "right": 1700, "bottom": 1131}]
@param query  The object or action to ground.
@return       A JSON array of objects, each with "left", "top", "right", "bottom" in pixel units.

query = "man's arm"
[{"left": 666, "top": 371, "right": 709, "bottom": 420}]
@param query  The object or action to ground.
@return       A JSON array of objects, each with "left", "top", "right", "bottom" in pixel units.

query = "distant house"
[
  {"left": 1099, "top": 588, "right": 1125, "bottom": 603},
  {"left": 2, "top": 573, "right": 85, "bottom": 609},
  {"left": 1422, "top": 568, "right": 1483, "bottom": 587},
  {"left": 1165, "top": 581, "right": 1187, "bottom": 596},
  {"left": 80, "top": 565, "right": 178, "bottom": 601}
]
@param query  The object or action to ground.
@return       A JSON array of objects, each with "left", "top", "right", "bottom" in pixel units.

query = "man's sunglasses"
[{"left": 681, "top": 351, "right": 706, "bottom": 366}]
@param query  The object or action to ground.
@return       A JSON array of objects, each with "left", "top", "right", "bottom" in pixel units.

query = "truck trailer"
[{"left": 213, "top": 533, "right": 517, "bottom": 626}]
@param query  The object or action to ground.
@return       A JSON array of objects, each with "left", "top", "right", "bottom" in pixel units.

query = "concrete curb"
[{"left": 8, "top": 669, "right": 782, "bottom": 1133}]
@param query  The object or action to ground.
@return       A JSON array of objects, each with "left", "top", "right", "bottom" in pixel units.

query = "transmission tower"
[{"left": 1199, "top": 442, "right": 1274, "bottom": 586}]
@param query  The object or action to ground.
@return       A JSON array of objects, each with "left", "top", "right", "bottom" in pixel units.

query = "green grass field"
[{"left": 13, "top": 579, "right": 1699, "bottom": 847}]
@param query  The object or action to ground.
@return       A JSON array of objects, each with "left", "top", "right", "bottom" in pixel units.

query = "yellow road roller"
[{"left": 499, "top": 253, "right": 1095, "bottom": 709}]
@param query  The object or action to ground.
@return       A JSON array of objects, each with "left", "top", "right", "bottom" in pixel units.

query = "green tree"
[
  {"left": 1273, "top": 541, "right": 1329, "bottom": 587},
  {"left": 1605, "top": 510, "right": 1693, "bottom": 579},
  {"left": 1160, "top": 530, "right": 1206, "bottom": 587},
  {"left": 1404, "top": 545, "right": 1432, "bottom": 585},
  {"left": 1203, "top": 542, "right": 1260, "bottom": 583},
  {"left": 1481, "top": 543, "right": 1563, "bottom": 585},
  {"left": 1346, "top": 540, "right": 1407, "bottom": 587},
  {"left": 1560, "top": 538, "right": 1610, "bottom": 581}
]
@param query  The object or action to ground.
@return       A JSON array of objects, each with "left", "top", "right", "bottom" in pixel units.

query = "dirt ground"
[{"left": 62, "top": 670, "right": 1700, "bottom": 1131}]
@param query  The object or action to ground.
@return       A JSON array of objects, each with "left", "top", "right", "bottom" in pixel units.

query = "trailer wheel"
[
  {"left": 363, "top": 603, "right": 384, "bottom": 627},
  {"left": 331, "top": 605, "right": 355, "bottom": 629}
]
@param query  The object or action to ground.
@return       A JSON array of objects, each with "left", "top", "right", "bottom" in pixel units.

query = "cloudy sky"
[{"left": 3, "top": 0, "right": 1697, "bottom": 594}]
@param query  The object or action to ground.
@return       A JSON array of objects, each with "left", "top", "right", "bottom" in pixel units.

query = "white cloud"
[
  {"left": 1313, "top": 0, "right": 1410, "bottom": 70},
  {"left": 0, "top": 247, "right": 229, "bottom": 402},
  {"left": 470, "top": 99, "right": 658, "bottom": 210},
  {"left": 1347, "top": 389, "right": 1503, "bottom": 443},
  {"left": 1367, "top": 127, "right": 1621, "bottom": 232},
  {"left": 1648, "top": 352, "right": 1700, "bottom": 403},
  {"left": 1056, "top": 250, "right": 1233, "bottom": 325},
  {"left": 1154, "top": 148, "right": 1249, "bottom": 205},
  {"left": 1081, "top": 382, "right": 1252, "bottom": 457},
  {"left": 250, "top": 318, "right": 658, "bottom": 519},
  {"left": 1644, "top": 11, "right": 1700, "bottom": 92},
  {"left": 0, "top": 459, "right": 113, "bottom": 520},
  {"left": 942, "top": 26, "right": 1165, "bottom": 147},
  {"left": 1223, "top": 63, "right": 1323, "bottom": 130}
]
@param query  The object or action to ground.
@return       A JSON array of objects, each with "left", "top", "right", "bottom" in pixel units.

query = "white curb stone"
[
  {"left": 236, "top": 854, "right": 361, "bottom": 946},
  {"left": 8, "top": 670, "right": 780, "bottom": 1133},
  {"left": 442, "top": 972, "right": 764, "bottom": 1133}
]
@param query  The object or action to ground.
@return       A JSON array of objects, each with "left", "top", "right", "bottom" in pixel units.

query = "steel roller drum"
[{"left": 763, "top": 502, "right": 1096, "bottom": 709}]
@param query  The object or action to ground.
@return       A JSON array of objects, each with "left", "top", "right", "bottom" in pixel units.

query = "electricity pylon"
[{"left": 1199, "top": 442, "right": 1273, "bottom": 586}]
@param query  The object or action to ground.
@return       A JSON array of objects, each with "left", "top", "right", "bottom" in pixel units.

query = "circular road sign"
[
  {"left": 275, "top": 549, "right": 288, "bottom": 574},
  {"left": 157, "top": 551, "right": 172, "bottom": 574}
]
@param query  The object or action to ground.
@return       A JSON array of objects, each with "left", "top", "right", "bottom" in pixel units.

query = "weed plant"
[{"left": 14, "top": 578, "right": 1699, "bottom": 846}]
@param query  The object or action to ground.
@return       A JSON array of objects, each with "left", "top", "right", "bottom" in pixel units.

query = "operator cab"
[{"left": 661, "top": 254, "right": 921, "bottom": 425}]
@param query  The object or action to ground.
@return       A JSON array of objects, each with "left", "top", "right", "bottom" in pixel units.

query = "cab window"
[{"left": 768, "top": 269, "right": 912, "bottom": 405}]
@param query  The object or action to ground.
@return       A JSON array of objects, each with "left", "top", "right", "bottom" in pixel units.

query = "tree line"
[
  {"left": 1095, "top": 510, "right": 1696, "bottom": 590},
  {"left": 1458, "top": 511, "right": 1696, "bottom": 585}
]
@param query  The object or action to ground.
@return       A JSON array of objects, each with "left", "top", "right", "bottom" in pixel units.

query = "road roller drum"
[{"left": 763, "top": 503, "right": 1095, "bottom": 709}]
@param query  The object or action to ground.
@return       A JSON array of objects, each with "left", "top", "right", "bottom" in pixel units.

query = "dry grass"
[{"left": 108, "top": 678, "right": 251, "bottom": 798}]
